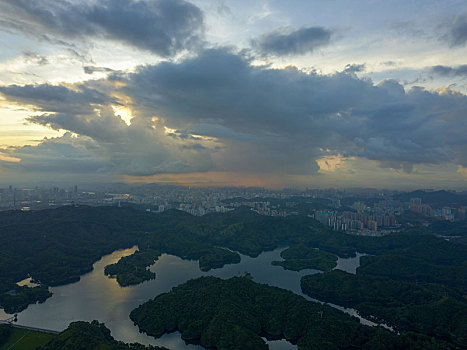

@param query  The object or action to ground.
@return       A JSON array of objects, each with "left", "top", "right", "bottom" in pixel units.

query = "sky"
[{"left": 0, "top": 0, "right": 466, "bottom": 189}]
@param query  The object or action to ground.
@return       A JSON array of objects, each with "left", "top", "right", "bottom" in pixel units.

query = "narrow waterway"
[{"left": 1, "top": 247, "right": 372, "bottom": 349}]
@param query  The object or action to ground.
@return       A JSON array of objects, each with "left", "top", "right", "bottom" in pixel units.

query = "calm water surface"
[{"left": 1, "top": 247, "right": 368, "bottom": 349}]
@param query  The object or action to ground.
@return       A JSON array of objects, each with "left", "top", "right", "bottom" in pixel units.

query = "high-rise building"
[{"left": 367, "top": 220, "right": 378, "bottom": 231}]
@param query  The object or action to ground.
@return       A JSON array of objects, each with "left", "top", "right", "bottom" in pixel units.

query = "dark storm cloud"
[
  {"left": 1, "top": 48, "right": 466, "bottom": 177},
  {"left": 122, "top": 49, "right": 467, "bottom": 172},
  {"left": 251, "top": 26, "right": 332, "bottom": 56},
  {"left": 447, "top": 14, "right": 467, "bottom": 47},
  {"left": 0, "top": 0, "right": 204, "bottom": 56},
  {"left": 126, "top": 49, "right": 372, "bottom": 132},
  {"left": 0, "top": 83, "right": 116, "bottom": 114},
  {"left": 432, "top": 64, "right": 467, "bottom": 77}
]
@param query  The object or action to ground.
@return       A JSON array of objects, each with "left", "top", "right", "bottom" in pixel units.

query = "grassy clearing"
[{"left": 0, "top": 327, "right": 55, "bottom": 350}]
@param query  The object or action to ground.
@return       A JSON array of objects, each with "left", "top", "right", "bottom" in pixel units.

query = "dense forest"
[
  {"left": 130, "top": 276, "right": 455, "bottom": 350},
  {"left": 298, "top": 222, "right": 467, "bottom": 348},
  {"left": 0, "top": 284, "right": 51, "bottom": 313},
  {"left": 301, "top": 270, "right": 467, "bottom": 347},
  {"left": 1, "top": 205, "right": 466, "bottom": 313},
  {"left": 0, "top": 206, "right": 149, "bottom": 312},
  {"left": 0, "top": 204, "right": 342, "bottom": 310}
]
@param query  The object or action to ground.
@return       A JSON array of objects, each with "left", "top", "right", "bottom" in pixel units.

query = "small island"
[
  {"left": 271, "top": 245, "right": 338, "bottom": 271},
  {"left": 104, "top": 249, "right": 160, "bottom": 287}
]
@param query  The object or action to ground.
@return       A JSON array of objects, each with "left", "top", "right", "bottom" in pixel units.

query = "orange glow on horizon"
[{"left": 122, "top": 172, "right": 289, "bottom": 189}]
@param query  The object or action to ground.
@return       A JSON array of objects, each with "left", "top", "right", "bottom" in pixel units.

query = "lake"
[{"left": 1, "top": 247, "right": 368, "bottom": 349}]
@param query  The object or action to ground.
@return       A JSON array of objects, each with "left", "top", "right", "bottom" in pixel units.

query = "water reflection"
[{"left": 6, "top": 247, "right": 368, "bottom": 349}]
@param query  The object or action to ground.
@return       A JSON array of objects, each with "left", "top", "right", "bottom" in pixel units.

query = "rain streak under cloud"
[{"left": 0, "top": 0, "right": 466, "bottom": 188}]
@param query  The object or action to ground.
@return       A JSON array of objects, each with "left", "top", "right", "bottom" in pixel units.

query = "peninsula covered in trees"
[
  {"left": 302, "top": 270, "right": 467, "bottom": 347},
  {"left": 130, "top": 276, "right": 454, "bottom": 350}
]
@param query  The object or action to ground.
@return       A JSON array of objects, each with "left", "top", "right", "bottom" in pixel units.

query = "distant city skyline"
[
  {"left": 0, "top": 0, "right": 466, "bottom": 189},
  {"left": 2, "top": 183, "right": 464, "bottom": 226}
]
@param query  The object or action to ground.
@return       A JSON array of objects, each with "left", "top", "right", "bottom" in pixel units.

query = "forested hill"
[
  {"left": 1, "top": 204, "right": 466, "bottom": 314},
  {"left": 0, "top": 206, "right": 163, "bottom": 286},
  {"left": 0, "top": 205, "right": 317, "bottom": 312},
  {"left": 0, "top": 205, "right": 174, "bottom": 312},
  {"left": 130, "top": 276, "right": 454, "bottom": 350},
  {"left": 0, "top": 204, "right": 330, "bottom": 289}
]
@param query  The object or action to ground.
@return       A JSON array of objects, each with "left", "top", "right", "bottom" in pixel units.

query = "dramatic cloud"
[
  {"left": 251, "top": 26, "right": 332, "bottom": 56},
  {"left": 447, "top": 14, "right": 467, "bottom": 47},
  {"left": 0, "top": 0, "right": 466, "bottom": 188},
  {"left": 1, "top": 109, "right": 214, "bottom": 178},
  {"left": 0, "top": 83, "right": 117, "bottom": 114},
  {"left": 1, "top": 49, "right": 466, "bottom": 180},
  {"left": 8, "top": 133, "right": 109, "bottom": 173},
  {"left": 0, "top": 0, "right": 204, "bottom": 56},
  {"left": 24, "top": 104, "right": 215, "bottom": 176},
  {"left": 432, "top": 64, "right": 467, "bottom": 77},
  {"left": 121, "top": 50, "right": 466, "bottom": 172}
]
